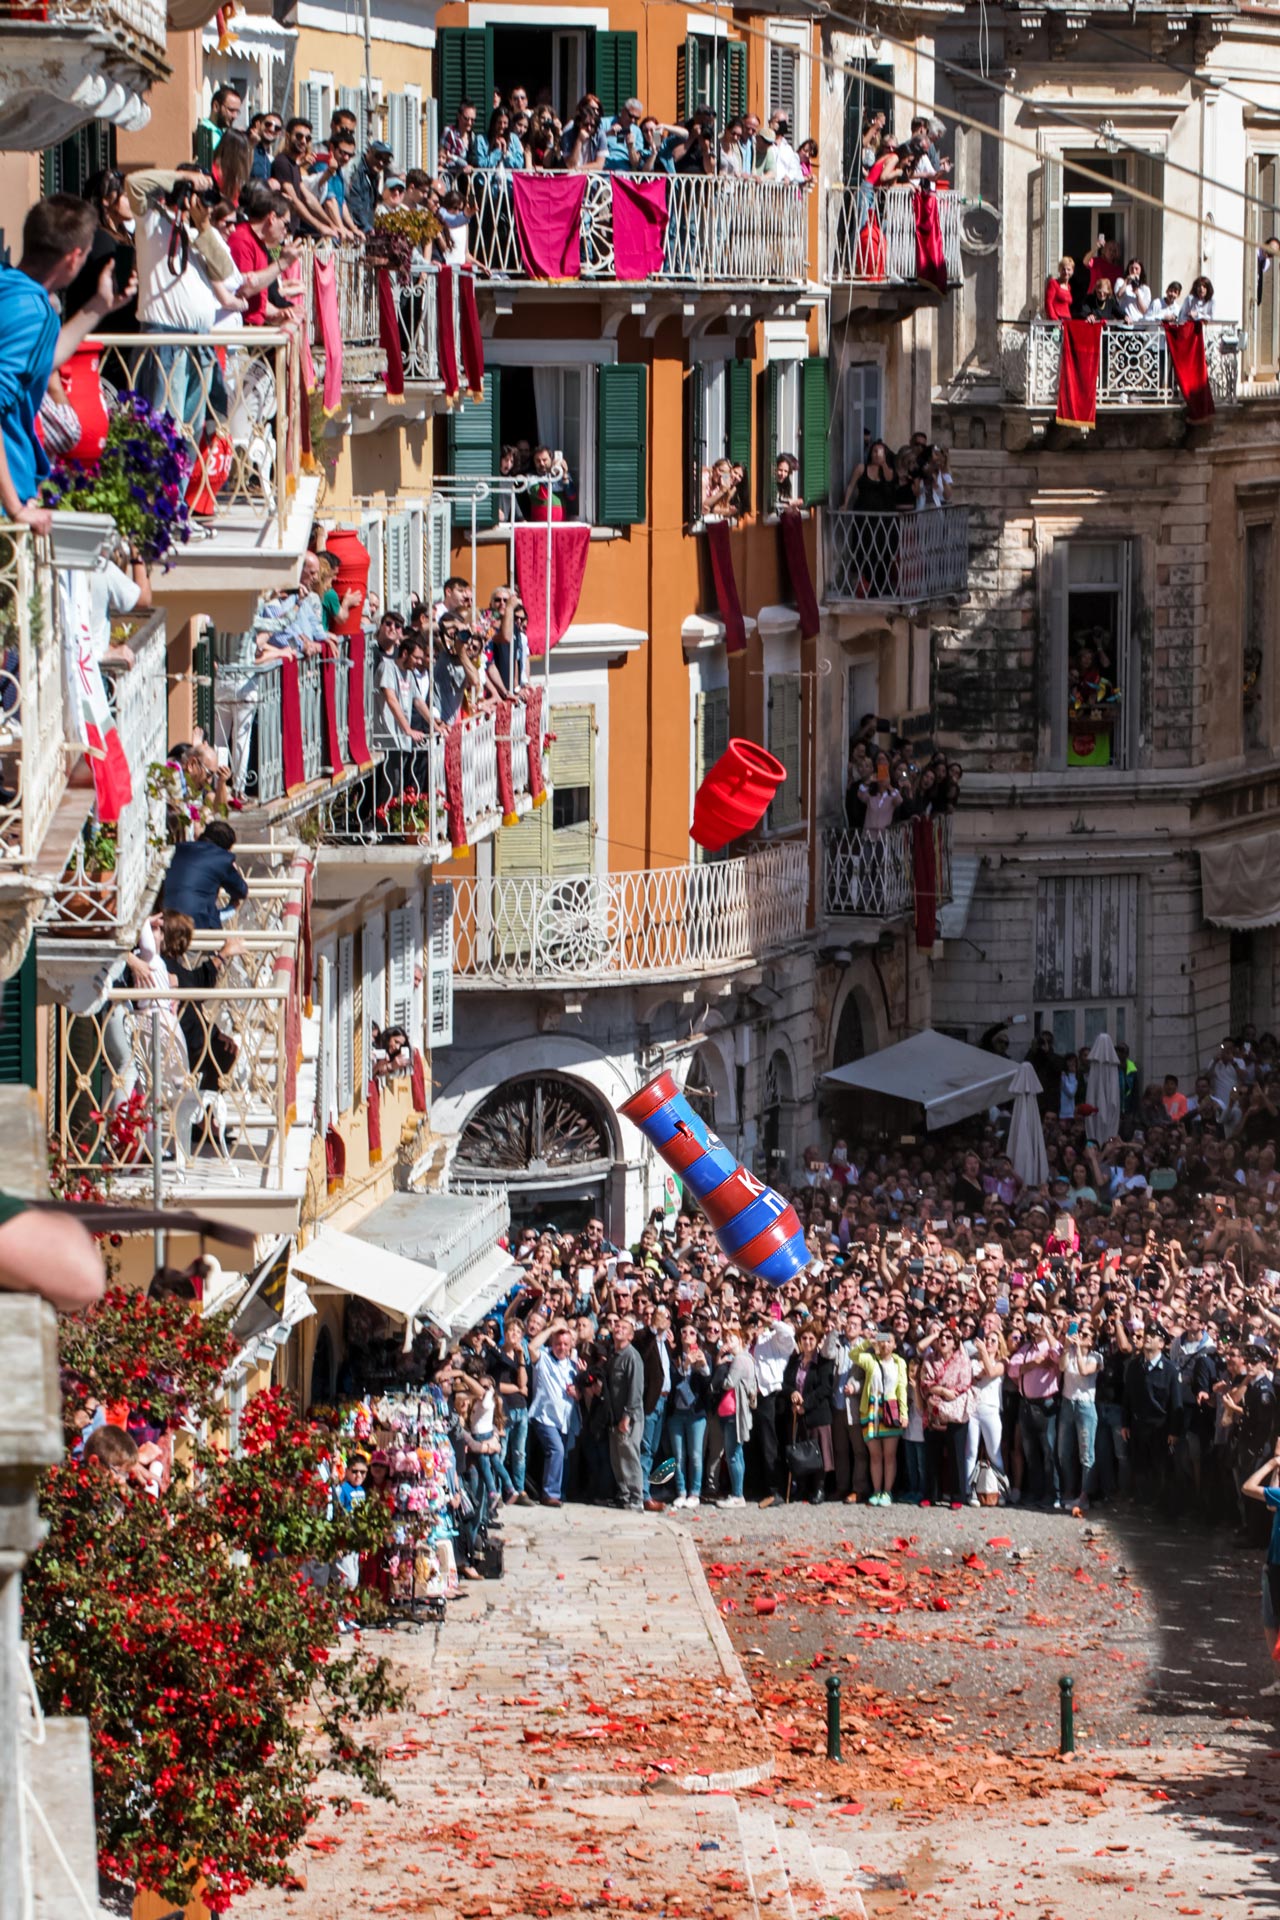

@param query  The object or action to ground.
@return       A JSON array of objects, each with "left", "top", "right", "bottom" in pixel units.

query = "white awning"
[
  {"left": 442, "top": 1247, "right": 525, "bottom": 1339},
  {"left": 291, "top": 1227, "right": 449, "bottom": 1348},
  {"left": 822, "top": 1027, "right": 1019, "bottom": 1131},
  {"left": 1200, "top": 831, "right": 1280, "bottom": 930}
]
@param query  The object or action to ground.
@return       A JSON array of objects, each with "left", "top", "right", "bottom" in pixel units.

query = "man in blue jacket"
[{"left": 162, "top": 819, "right": 248, "bottom": 930}]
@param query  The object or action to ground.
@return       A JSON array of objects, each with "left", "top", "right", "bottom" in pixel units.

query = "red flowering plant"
[{"left": 24, "top": 1292, "right": 403, "bottom": 1913}]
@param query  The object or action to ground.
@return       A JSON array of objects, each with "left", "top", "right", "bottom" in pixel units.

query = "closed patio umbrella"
[
  {"left": 1086, "top": 1033, "right": 1122, "bottom": 1144},
  {"left": 1007, "top": 1059, "right": 1049, "bottom": 1190}
]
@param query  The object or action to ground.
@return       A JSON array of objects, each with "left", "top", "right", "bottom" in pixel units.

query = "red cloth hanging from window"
[
  {"left": 436, "top": 263, "right": 460, "bottom": 405},
  {"left": 1162, "top": 320, "right": 1214, "bottom": 422},
  {"left": 496, "top": 700, "right": 518, "bottom": 826},
  {"left": 705, "top": 520, "right": 746, "bottom": 655},
  {"left": 376, "top": 267, "right": 404, "bottom": 400},
  {"left": 1055, "top": 319, "right": 1102, "bottom": 430},
  {"left": 515, "top": 522, "right": 591, "bottom": 655},
  {"left": 912, "top": 816, "right": 939, "bottom": 951},
  {"left": 367, "top": 1077, "right": 382, "bottom": 1164},
  {"left": 459, "top": 268, "right": 485, "bottom": 400},
  {"left": 511, "top": 173, "right": 588, "bottom": 279},
  {"left": 524, "top": 685, "right": 546, "bottom": 807},
  {"left": 411, "top": 1049, "right": 427, "bottom": 1114},
  {"left": 325, "top": 1124, "right": 346, "bottom": 1193},
  {"left": 779, "top": 509, "right": 821, "bottom": 638},
  {"left": 278, "top": 654, "right": 307, "bottom": 793}
]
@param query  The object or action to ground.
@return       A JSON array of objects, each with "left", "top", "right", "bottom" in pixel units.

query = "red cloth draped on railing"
[
  {"left": 321, "top": 653, "right": 345, "bottom": 776},
  {"left": 495, "top": 701, "right": 518, "bottom": 826},
  {"left": 459, "top": 268, "right": 485, "bottom": 400},
  {"left": 1163, "top": 320, "right": 1214, "bottom": 422},
  {"left": 367, "top": 1077, "right": 382, "bottom": 1163},
  {"left": 325, "top": 1124, "right": 346, "bottom": 1193},
  {"left": 346, "top": 631, "right": 373, "bottom": 769},
  {"left": 443, "top": 722, "right": 467, "bottom": 852},
  {"left": 436, "top": 262, "right": 460, "bottom": 405},
  {"left": 705, "top": 521, "right": 746, "bottom": 655},
  {"left": 515, "top": 522, "right": 591, "bottom": 655},
  {"left": 411, "top": 1049, "right": 428, "bottom": 1114},
  {"left": 612, "top": 176, "right": 668, "bottom": 279},
  {"left": 914, "top": 188, "right": 947, "bottom": 293},
  {"left": 376, "top": 267, "right": 405, "bottom": 399},
  {"left": 779, "top": 509, "right": 821, "bottom": 638},
  {"left": 511, "top": 173, "right": 588, "bottom": 279},
  {"left": 278, "top": 655, "right": 307, "bottom": 793},
  {"left": 524, "top": 685, "right": 546, "bottom": 807},
  {"left": 285, "top": 332, "right": 313, "bottom": 478},
  {"left": 1055, "top": 319, "right": 1102, "bottom": 429},
  {"left": 912, "top": 816, "right": 938, "bottom": 951},
  {"left": 856, "top": 203, "right": 886, "bottom": 280},
  {"left": 313, "top": 249, "right": 344, "bottom": 416}
]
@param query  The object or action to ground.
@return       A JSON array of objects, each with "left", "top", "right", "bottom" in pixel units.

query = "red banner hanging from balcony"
[
  {"left": 1055, "top": 319, "right": 1102, "bottom": 429},
  {"left": 443, "top": 722, "right": 467, "bottom": 854},
  {"left": 367, "top": 1077, "right": 382, "bottom": 1163},
  {"left": 495, "top": 702, "right": 519, "bottom": 826},
  {"left": 436, "top": 264, "right": 460, "bottom": 405},
  {"left": 320, "top": 652, "right": 345, "bottom": 777},
  {"left": 511, "top": 173, "right": 588, "bottom": 280},
  {"left": 515, "top": 522, "right": 591, "bottom": 655},
  {"left": 778, "top": 509, "right": 821, "bottom": 638},
  {"left": 278, "top": 654, "right": 308, "bottom": 794},
  {"left": 345, "top": 631, "right": 374, "bottom": 770},
  {"left": 411, "top": 1049, "right": 428, "bottom": 1114},
  {"left": 459, "top": 268, "right": 485, "bottom": 400},
  {"left": 312, "top": 250, "right": 344, "bottom": 417},
  {"left": 705, "top": 521, "right": 746, "bottom": 655},
  {"left": 375, "top": 268, "right": 405, "bottom": 400},
  {"left": 612, "top": 176, "right": 669, "bottom": 280},
  {"left": 912, "top": 815, "right": 939, "bottom": 951},
  {"left": 914, "top": 187, "right": 948, "bottom": 294},
  {"left": 58, "top": 573, "right": 132, "bottom": 825},
  {"left": 524, "top": 685, "right": 546, "bottom": 806},
  {"left": 1162, "top": 319, "right": 1214, "bottom": 422}
]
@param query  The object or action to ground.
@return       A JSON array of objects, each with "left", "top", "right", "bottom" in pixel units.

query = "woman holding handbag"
[
  {"left": 920, "top": 1327, "right": 975, "bottom": 1508},
  {"left": 782, "top": 1325, "right": 837, "bottom": 1503},
  {"left": 856, "top": 1329, "right": 908, "bottom": 1506},
  {"left": 709, "top": 1328, "right": 756, "bottom": 1507}
]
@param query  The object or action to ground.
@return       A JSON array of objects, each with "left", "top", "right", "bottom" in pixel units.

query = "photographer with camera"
[
  {"left": 126, "top": 162, "right": 229, "bottom": 429},
  {"left": 763, "top": 109, "right": 804, "bottom": 184},
  {"left": 561, "top": 94, "right": 608, "bottom": 171}
]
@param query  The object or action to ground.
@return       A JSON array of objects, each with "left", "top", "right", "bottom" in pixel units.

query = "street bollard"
[
  {"left": 826, "top": 1673, "right": 842, "bottom": 1761},
  {"left": 1059, "top": 1674, "right": 1075, "bottom": 1755}
]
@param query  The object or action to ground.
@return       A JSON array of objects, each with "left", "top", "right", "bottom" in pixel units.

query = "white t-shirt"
[
  {"left": 134, "top": 204, "right": 220, "bottom": 332},
  {"left": 87, "top": 560, "right": 142, "bottom": 658}
]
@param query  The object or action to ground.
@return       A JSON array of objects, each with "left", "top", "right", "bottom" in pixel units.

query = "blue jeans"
[
  {"left": 1095, "top": 1400, "right": 1130, "bottom": 1498},
  {"left": 1057, "top": 1396, "right": 1098, "bottom": 1501},
  {"left": 472, "top": 1448, "right": 500, "bottom": 1507},
  {"left": 720, "top": 1416, "right": 745, "bottom": 1498},
  {"left": 502, "top": 1405, "right": 529, "bottom": 1493},
  {"left": 903, "top": 1438, "right": 926, "bottom": 1504},
  {"left": 533, "top": 1417, "right": 567, "bottom": 1501},
  {"left": 1019, "top": 1397, "right": 1061, "bottom": 1504},
  {"left": 641, "top": 1395, "right": 668, "bottom": 1500},
  {"left": 667, "top": 1408, "right": 706, "bottom": 1498}
]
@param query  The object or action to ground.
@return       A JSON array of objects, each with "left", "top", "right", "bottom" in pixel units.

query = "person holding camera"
[
  {"left": 126, "top": 163, "right": 230, "bottom": 430},
  {"left": 562, "top": 95, "right": 608, "bottom": 171},
  {"left": 763, "top": 109, "right": 804, "bottom": 184}
]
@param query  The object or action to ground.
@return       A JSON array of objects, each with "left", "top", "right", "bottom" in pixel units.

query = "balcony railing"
[
  {"left": 212, "top": 636, "right": 356, "bottom": 808},
  {"left": 467, "top": 170, "right": 810, "bottom": 286},
  {"left": 301, "top": 244, "right": 451, "bottom": 392},
  {"left": 1000, "top": 320, "right": 1241, "bottom": 409},
  {"left": 823, "top": 817, "right": 953, "bottom": 921},
  {"left": 826, "top": 183, "right": 962, "bottom": 288},
  {"left": 453, "top": 843, "right": 810, "bottom": 986},
  {"left": 46, "top": 609, "right": 168, "bottom": 938},
  {"left": 0, "top": 528, "right": 64, "bottom": 868},
  {"left": 824, "top": 507, "right": 970, "bottom": 608},
  {"left": 0, "top": 0, "right": 165, "bottom": 55}
]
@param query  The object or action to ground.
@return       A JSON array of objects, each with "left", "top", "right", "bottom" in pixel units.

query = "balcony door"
[
  {"left": 1048, "top": 537, "right": 1135, "bottom": 771},
  {"left": 1033, "top": 873, "right": 1137, "bottom": 1060},
  {"left": 1033, "top": 149, "right": 1163, "bottom": 309},
  {"left": 492, "top": 705, "right": 597, "bottom": 964}
]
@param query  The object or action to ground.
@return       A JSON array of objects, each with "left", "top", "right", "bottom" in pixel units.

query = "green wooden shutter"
[
  {"left": 726, "top": 358, "right": 752, "bottom": 489},
  {"left": 447, "top": 366, "right": 501, "bottom": 529},
  {"left": 689, "top": 364, "right": 705, "bottom": 524},
  {"left": 550, "top": 705, "right": 595, "bottom": 875},
  {"left": 592, "top": 31, "right": 638, "bottom": 117},
  {"left": 677, "top": 35, "right": 702, "bottom": 121},
  {"left": 767, "top": 675, "right": 802, "bottom": 830},
  {"left": 694, "top": 688, "right": 730, "bottom": 862},
  {"left": 799, "top": 356, "right": 829, "bottom": 506},
  {"left": 726, "top": 42, "right": 747, "bottom": 121},
  {"left": 763, "top": 362, "right": 781, "bottom": 513},
  {"left": 438, "top": 27, "right": 492, "bottom": 130},
  {"left": 596, "top": 364, "right": 646, "bottom": 527},
  {"left": 0, "top": 946, "right": 36, "bottom": 1086}
]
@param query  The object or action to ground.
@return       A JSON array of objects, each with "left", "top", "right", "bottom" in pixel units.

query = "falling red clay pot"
[
  {"left": 690, "top": 739, "right": 788, "bottom": 850},
  {"left": 325, "top": 526, "right": 373, "bottom": 637}
]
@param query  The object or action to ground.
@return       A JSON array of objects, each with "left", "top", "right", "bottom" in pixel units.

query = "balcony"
[
  {"left": 1000, "top": 320, "right": 1241, "bottom": 412},
  {"left": 44, "top": 608, "right": 168, "bottom": 941},
  {"left": 468, "top": 171, "right": 810, "bottom": 291},
  {"left": 0, "top": 0, "right": 165, "bottom": 147},
  {"left": 452, "top": 843, "right": 809, "bottom": 988},
  {"left": 209, "top": 633, "right": 373, "bottom": 819},
  {"left": 823, "top": 818, "right": 953, "bottom": 924},
  {"left": 0, "top": 528, "right": 65, "bottom": 875},
  {"left": 824, "top": 508, "right": 970, "bottom": 611},
  {"left": 300, "top": 245, "right": 453, "bottom": 413},
  {"left": 826, "top": 184, "right": 962, "bottom": 298}
]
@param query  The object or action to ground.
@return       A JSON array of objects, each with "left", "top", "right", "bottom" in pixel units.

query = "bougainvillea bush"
[{"left": 23, "top": 1289, "right": 403, "bottom": 1912}]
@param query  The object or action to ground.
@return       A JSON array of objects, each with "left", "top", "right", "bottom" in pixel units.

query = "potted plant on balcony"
[
  {"left": 43, "top": 391, "right": 194, "bottom": 567},
  {"left": 54, "top": 819, "right": 118, "bottom": 933},
  {"left": 375, "top": 786, "right": 435, "bottom": 841}
]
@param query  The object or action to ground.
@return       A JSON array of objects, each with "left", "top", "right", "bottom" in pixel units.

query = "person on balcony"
[
  {"left": 441, "top": 99, "right": 478, "bottom": 182},
  {"left": 718, "top": 119, "right": 747, "bottom": 176},
  {"left": 227, "top": 184, "right": 303, "bottom": 326},
  {"left": 674, "top": 110, "right": 717, "bottom": 177},
  {"left": 61, "top": 170, "right": 137, "bottom": 339},
  {"left": 484, "top": 587, "right": 530, "bottom": 702},
  {"left": 606, "top": 100, "right": 647, "bottom": 172},
  {"left": 1180, "top": 276, "right": 1215, "bottom": 322},
  {"left": 1044, "top": 255, "right": 1074, "bottom": 323},
  {"left": 1115, "top": 258, "right": 1153, "bottom": 325},
  {"left": 840, "top": 436, "right": 894, "bottom": 514},
  {"left": 634, "top": 115, "right": 686, "bottom": 174},
  {"left": 562, "top": 96, "right": 608, "bottom": 172},
  {"left": 523, "top": 445, "right": 574, "bottom": 522},
  {"left": 474, "top": 105, "right": 524, "bottom": 172},
  {"left": 197, "top": 85, "right": 242, "bottom": 159},
  {"left": 309, "top": 132, "right": 361, "bottom": 240},
  {"left": 271, "top": 119, "right": 338, "bottom": 241},
  {"left": 1146, "top": 279, "right": 1184, "bottom": 324},
  {"left": 255, "top": 551, "right": 330, "bottom": 657},
  {"left": 162, "top": 819, "right": 248, "bottom": 931},
  {"left": 343, "top": 137, "right": 394, "bottom": 235},
  {"left": 248, "top": 113, "right": 281, "bottom": 182},
  {"left": 1082, "top": 276, "right": 1123, "bottom": 324},
  {"left": 433, "top": 615, "right": 479, "bottom": 725},
  {"left": 763, "top": 112, "right": 804, "bottom": 185}
]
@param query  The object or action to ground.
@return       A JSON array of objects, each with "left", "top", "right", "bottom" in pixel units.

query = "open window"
[
  {"left": 840, "top": 362, "right": 882, "bottom": 498},
  {"left": 1248, "top": 154, "right": 1280, "bottom": 380},
  {"left": 445, "top": 363, "right": 646, "bottom": 531},
  {"left": 763, "top": 356, "right": 829, "bottom": 512},
  {"left": 766, "top": 673, "right": 803, "bottom": 831},
  {"left": 439, "top": 24, "right": 637, "bottom": 125},
  {"left": 841, "top": 56, "right": 894, "bottom": 181},
  {"left": 1033, "top": 148, "right": 1164, "bottom": 310},
  {"left": 1049, "top": 538, "right": 1135, "bottom": 771},
  {"left": 689, "top": 356, "right": 751, "bottom": 526},
  {"left": 677, "top": 32, "right": 747, "bottom": 125}
]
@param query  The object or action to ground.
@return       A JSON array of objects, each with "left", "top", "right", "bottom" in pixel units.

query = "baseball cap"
[{"left": 369, "top": 139, "right": 394, "bottom": 158}]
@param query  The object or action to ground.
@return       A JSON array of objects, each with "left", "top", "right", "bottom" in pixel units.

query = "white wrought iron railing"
[
  {"left": 46, "top": 610, "right": 168, "bottom": 937},
  {"left": 211, "top": 637, "right": 354, "bottom": 807},
  {"left": 0, "top": 0, "right": 166, "bottom": 55},
  {"left": 823, "top": 817, "right": 954, "bottom": 921},
  {"left": 1000, "top": 320, "right": 1241, "bottom": 409},
  {"left": 459, "top": 709, "right": 500, "bottom": 839},
  {"left": 453, "top": 843, "right": 810, "bottom": 986},
  {"left": 826, "top": 183, "right": 962, "bottom": 287},
  {"left": 825, "top": 507, "right": 970, "bottom": 607},
  {"left": 466, "top": 170, "right": 809, "bottom": 285},
  {"left": 300, "top": 244, "right": 448, "bottom": 390},
  {"left": 319, "top": 737, "right": 446, "bottom": 851},
  {"left": 509, "top": 698, "right": 533, "bottom": 810},
  {"left": 0, "top": 528, "right": 64, "bottom": 868}
]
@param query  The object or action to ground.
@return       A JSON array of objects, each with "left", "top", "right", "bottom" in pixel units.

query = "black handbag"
[
  {"left": 479, "top": 1535, "right": 504, "bottom": 1579},
  {"left": 786, "top": 1438, "right": 823, "bottom": 1478}
]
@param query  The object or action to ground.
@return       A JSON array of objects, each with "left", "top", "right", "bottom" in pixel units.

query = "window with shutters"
[
  {"left": 42, "top": 120, "right": 115, "bottom": 199},
  {"left": 385, "top": 511, "right": 412, "bottom": 618},
  {"left": 693, "top": 687, "right": 730, "bottom": 864},
  {"left": 426, "top": 881, "right": 454, "bottom": 1051},
  {"left": 764, "top": 356, "right": 828, "bottom": 512},
  {"left": 338, "top": 86, "right": 371, "bottom": 154},
  {"left": 337, "top": 934, "right": 355, "bottom": 1114},
  {"left": 447, "top": 368, "right": 501, "bottom": 529},
  {"left": 1049, "top": 538, "right": 1135, "bottom": 772},
  {"left": 388, "top": 904, "right": 415, "bottom": 1040},
  {"left": 841, "top": 363, "right": 882, "bottom": 494},
  {"left": 363, "top": 912, "right": 386, "bottom": 1093},
  {"left": 766, "top": 675, "right": 803, "bottom": 831},
  {"left": 1249, "top": 155, "right": 1280, "bottom": 378},
  {"left": 438, "top": 26, "right": 493, "bottom": 133},
  {"left": 766, "top": 22, "right": 809, "bottom": 144},
  {"left": 678, "top": 34, "right": 747, "bottom": 124},
  {"left": 403, "top": 86, "right": 423, "bottom": 171},
  {"left": 302, "top": 77, "right": 332, "bottom": 143},
  {"left": 842, "top": 58, "right": 894, "bottom": 181},
  {"left": 1033, "top": 874, "right": 1136, "bottom": 1056},
  {"left": 0, "top": 946, "right": 37, "bottom": 1086},
  {"left": 1243, "top": 518, "right": 1274, "bottom": 753},
  {"left": 426, "top": 495, "right": 452, "bottom": 604},
  {"left": 495, "top": 703, "right": 596, "bottom": 880},
  {"left": 591, "top": 31, "right": 638, "bottom": 118},
  {"left": 1055, "top": 149, "right": 1163, "bottom": 301},
  {"left": 387, "top": 92, "right": 407, "bottom": 171},
  {"left": 690, "top": 358, "right": 748, "bottom": 526},
  {"left": 316, "top": 953, "right": 335, "bottom": 1129}
]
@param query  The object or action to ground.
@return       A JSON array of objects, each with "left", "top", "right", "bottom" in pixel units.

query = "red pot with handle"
[
  {"left": 325, "top": 526, "right": 372, "bottom": 637},
  {"left": 690, "top": 738, "right": 788, "bottom": 851},
  {"left": 58, "top": 340, "right": 111, "bottom": 465}
]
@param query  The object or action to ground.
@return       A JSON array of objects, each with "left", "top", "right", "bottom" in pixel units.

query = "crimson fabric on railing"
[
  {"left": 321, "top": 654, "right": 345, "bottom": 777},
  {"left": 376, "top": 268, "right": 405, "bottom": 400},
  {"left": 1162, "top": 320, "right": 1214, "bottom": 422},
  {"left": 279, "top": 655, "right": 308, "bottom": 794},
  {"left": 524, "top": 685, "right": 546, "bottom": 806},
  {"left": 443, "top": 722, "right": 467, "bottom": 852},
  {"left": 495, "top": 702, "right": 518, "bottom": 826},
  {"left": 325, "top": 1124, "right": 346, "bottom": 1193},
  {"left": 778, "top": 510, "right": 820, "bottom": 639},
  {"left": 436, "top": 262, "right": 460, "bottom": 405},
  {"left": 511, "top": 173, "right": 588, "bottom": 279},
  {"left": 1055, "top": 319, "right": 1102, "bottom": 429},
  {"left": 459, "top": 268, "right": 485, "bottom": 400},
  {"left": 411, "top": 1049, "right": 427, "bottom": 1114},
  {"left": 705, "top": 521, "right": 746, "bottom": 656},
  {"left": 912, "top": 815, "right": 938, "bottom": 951},
  {"left": 612, "top": 176, "right": 669, "bottom": 280},
  {"left": 915, "top": 187, "right": 948, "bottom": 294},
  {"left": 367, "top": 1077, "right": 382, "bottom": 1163},
  {"left": 515, "top": 522, "right": 591, "bottom": 655},
  {"left": 346, "top": 631, "right": 374, "bottom": 769},
  {"left": 312, "top": 250, "right": 344, "bottom": 416}
]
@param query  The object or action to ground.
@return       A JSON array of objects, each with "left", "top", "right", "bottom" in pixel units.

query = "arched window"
[
  {"left": 833, "top": 990, "right": 867, "bottom": 1069},
  {"left": 455, "top": 1074, "right": 613, "bottom": 1176}
]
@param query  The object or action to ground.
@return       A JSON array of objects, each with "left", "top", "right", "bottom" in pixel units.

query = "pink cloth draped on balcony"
[
  {"left": 495, "top": 701, "right": 519, "bottom": 826},
  {"left": 443, "top": 722, "right": 467, "bottom": 853},
  {"left": 524, "top": 685, "right": 546, "bottom": 806},
  {"left": 346, "top": 632, "right": 374, "bottom": 770},
  {"left": 914, "top": 188, "right": 948, "bottom": 294},
  {"left": 278, "top": 654, "right": 307, "bottom": 794},
  {"left": 511, "top": 172, "right": 588, "bottom": 280},
  {"left": 436, "top": 261, "right": 460, "bottom": 405},
  {"left": 312, "top": 250, "right": 344, "bottom": 417},
  {"left": 778, "top": 509, "right": 821, "bottom": 638},
  {"left": 515, "top": 522, "right": 591, "bottom": 655},
  {"left": 376, "top": 267, "right": 405, "bottom": 399},
  {"left": 321, "top": 652, "right": 345, "bottom": 776},
  {"left": 459, "top": 268, "right": 485, "bottom": 399},
  {"left": 912, "top": 815, "right": 938, "bottom": 951},
  {"left": 325, "top": 1124, "right": 346, "bottom": 1193},
  {"left": 705, "top": 520, "right": 746, "bottom": 656},
  {"left": 612, "top": 176, "right": 669, "bottom": 280},
  {"left": 1163, "top": 319, "right": 1214, "bottom": 422}
]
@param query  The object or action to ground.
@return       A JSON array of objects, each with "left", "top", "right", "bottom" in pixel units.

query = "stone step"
[
  {"left": 773, "top": 1825, "right": 831, "bottom": 1914},
  {"left": 811, "top": 1840, "right": 871, "bottom": 1920},
  {"left": 737, "top": 1808, "right": 800, "bottom": 1920}
]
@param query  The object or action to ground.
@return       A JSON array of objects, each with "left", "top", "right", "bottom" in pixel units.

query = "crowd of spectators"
[
  {"left": 1042, "top": 238, "right": 1216, "bottom": 326},
  {"left": 840, "top": 428, "right": 954, "bottom": 515},
  {"left": 854, "top": 109, "right": 950, "bottom": 191},
  {"left": 843, "top": 715, "right": 962, "bottom": 834}
]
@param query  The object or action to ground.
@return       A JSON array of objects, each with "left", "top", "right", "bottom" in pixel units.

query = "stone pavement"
[{"left": 254, "top": 1505, "right": 869, "bottom": 1920}]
